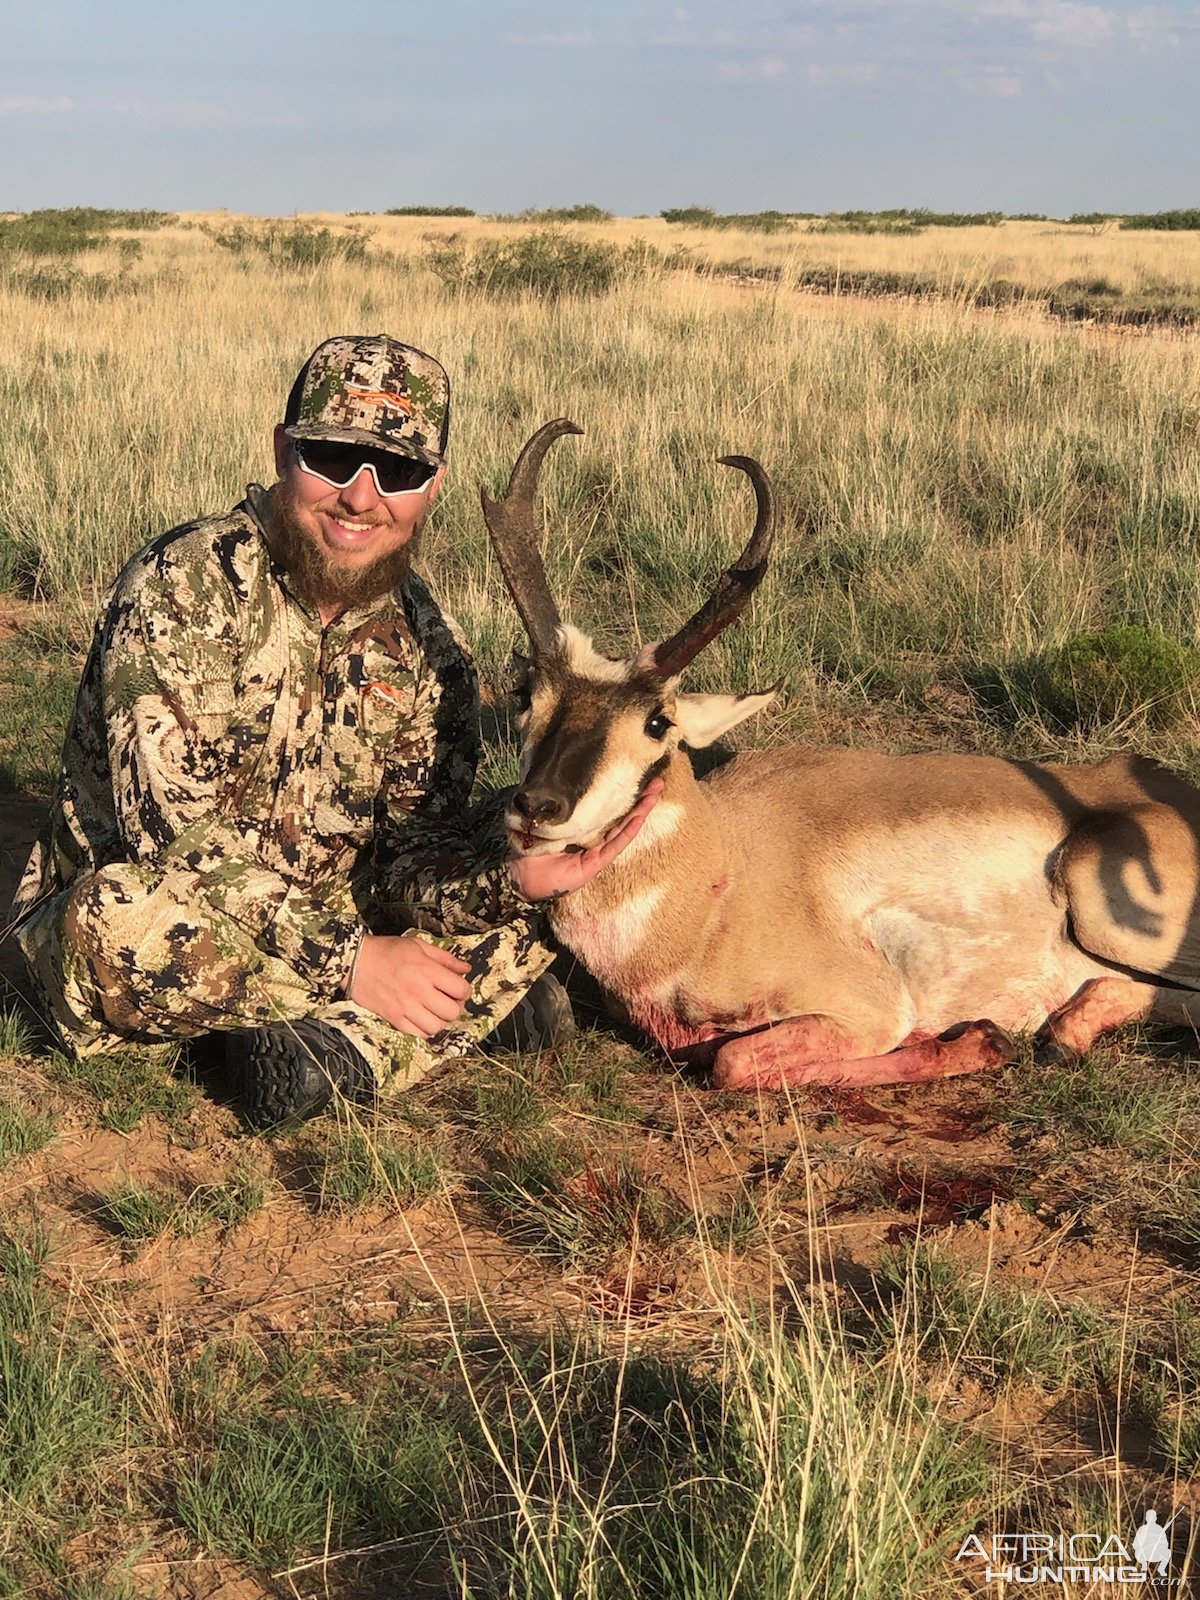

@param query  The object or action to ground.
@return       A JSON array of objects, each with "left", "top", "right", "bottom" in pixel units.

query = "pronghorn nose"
[{"left": 513, "top": 787, "right": 569, "bottom": 826}]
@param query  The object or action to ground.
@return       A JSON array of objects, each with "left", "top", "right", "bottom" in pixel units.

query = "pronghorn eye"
[
  {"left": 509, "top": 653, "right": 533, "bottom": 713},
  {"left": 645, "top": 709, "right": 672, "bottom": 741}
]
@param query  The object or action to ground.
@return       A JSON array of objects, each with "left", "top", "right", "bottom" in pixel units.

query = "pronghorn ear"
[{"left": 673, "top": 682, "right": 783, "bottom": 748}]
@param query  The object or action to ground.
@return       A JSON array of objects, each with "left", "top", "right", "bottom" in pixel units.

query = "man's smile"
[{"left": 320, "top": 510, "right": 386, "bottom": 551}]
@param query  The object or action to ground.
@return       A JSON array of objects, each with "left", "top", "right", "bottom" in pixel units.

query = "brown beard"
[{"left": 264, "top": 482, "right": 424, "bottom": 613}]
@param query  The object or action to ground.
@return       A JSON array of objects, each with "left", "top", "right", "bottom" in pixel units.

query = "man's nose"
[{"left": 339, "top": 466, "right": 382, "bottom": 515}]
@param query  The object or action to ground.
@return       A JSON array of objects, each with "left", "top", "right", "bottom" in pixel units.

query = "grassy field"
[{"left": 1, "top": 209, "right": 1199, "bottom": 1596}]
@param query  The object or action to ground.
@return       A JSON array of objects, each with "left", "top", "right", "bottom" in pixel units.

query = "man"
[{"left": 10, "top": 335, "right": 657, "bottom": 1126}]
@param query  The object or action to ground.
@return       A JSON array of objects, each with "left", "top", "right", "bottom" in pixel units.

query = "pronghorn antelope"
[{"left": 484, "top": 419, "right": 1200, "bottom": 1091}]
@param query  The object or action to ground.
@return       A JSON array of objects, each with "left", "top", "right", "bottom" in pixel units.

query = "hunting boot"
[
  {"left": 485, "top": 972, "right": 577, "bottom": 1055},
  {"left": 228, "top": 1018, "right": 376, "bottom": 1130}
]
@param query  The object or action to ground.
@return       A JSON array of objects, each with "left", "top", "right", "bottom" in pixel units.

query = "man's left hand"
[{"left": 509, "top": 778, "right": 666, "bottom": 903}]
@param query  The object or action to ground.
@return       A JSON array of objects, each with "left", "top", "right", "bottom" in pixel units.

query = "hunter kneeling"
[{"left": 9, "top": 336, "right": 659, "bottom": 1127}]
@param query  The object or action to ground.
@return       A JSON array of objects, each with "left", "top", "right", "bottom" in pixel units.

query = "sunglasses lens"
[
  {"left": 296, "top": 441, "right": 436, "bottom": 495},
  {"left": 375, "top": 455, "right": 437, "bottom": 494}
]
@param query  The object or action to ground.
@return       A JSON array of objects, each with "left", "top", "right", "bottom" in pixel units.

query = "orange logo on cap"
[{"left": 345, "top": 386, "right": 413, "bottom": 414}]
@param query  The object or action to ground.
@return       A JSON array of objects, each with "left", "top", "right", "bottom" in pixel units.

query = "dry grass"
[{"left": 295, "top": 210, "right": 1200, "bottom": 298}]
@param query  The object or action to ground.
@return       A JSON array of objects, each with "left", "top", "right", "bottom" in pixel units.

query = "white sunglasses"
[{"left": 293, "top": 439, "right": 438, "bottom": 498}]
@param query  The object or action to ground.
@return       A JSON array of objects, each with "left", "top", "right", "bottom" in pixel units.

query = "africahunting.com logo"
[{"left": 956, "top": 1508, "right": 1181, "bottom": 1586}]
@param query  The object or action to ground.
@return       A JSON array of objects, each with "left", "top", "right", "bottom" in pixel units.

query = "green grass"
[
  {"left": 0, "top": 1005, "right": 33, "bottom": 1057},
  {"left": 48, "top": 1045, "right": 198, "bottom": 1133},
  {"left": 481, "top": 1134, "right": 692, "bottom": 1267},
  {"left": 863, "top": 1242, "right": 1118, "bottom": 1390},
  {"left": 298, "top": 1125, "right": 444, "bottom": 1212},
  {"left": 998, "top": 1047, "right": 1200, "bottom": 1158},
  {"left": 0, "top": 638, "right": 82, "bottom": 792},
  {"left": 976, "top": 624, "right": 1200, "bottom": 732},
  {"left": 0, "top": 1230, "right": 127, "bottom": 1595},
  {"left": 0, "top": 1100, "right": 54, "bottom": 1167},
  {"left": 94, "top": 1161, "right": 266, "bottom": 1252},
  {"left": 160, "top": 1281, "right": 991, "bottom": 1594}
]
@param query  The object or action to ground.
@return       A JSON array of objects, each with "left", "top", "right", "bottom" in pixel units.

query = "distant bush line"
[
  {"left": 1120, "top": 209, "right": 1200, "bottom": 231},
  {"left": 1071, "top": 210, "right": 1200, "bottom": 231},
  {"left": 385, "top": 205, "right": 476, "bottom": 217},
  {"left": 0, "top": 207, "right": 175, "bottom": 257},
  {"left": 689, "top": 257, "right": 1200, "bottom": 329},
  {"left": 664, "top": 206, "right": 1199, "bottom": 234},
  {"left": 488, "top": 204, "right": 615, "bottom": 224}
]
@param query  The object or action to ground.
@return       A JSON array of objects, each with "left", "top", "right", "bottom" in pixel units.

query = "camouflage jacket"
[{"left": 12, "top": 486, "right": 521, "bottom": 1005}]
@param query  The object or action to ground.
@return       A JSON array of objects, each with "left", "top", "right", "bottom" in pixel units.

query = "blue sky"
[{"left": 2, "top": 1, "right": 1196, "bottom": 214}]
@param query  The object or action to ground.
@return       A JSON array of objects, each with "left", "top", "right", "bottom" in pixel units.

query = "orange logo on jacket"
[{"left": 365, "top": 681, "right": 408, "bottom": 708}]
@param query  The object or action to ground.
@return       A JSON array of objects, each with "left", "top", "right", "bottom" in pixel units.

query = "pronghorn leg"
[
  {"left": 1039, "top": 976, "right": 1156, "bottom": 1054},
  {"left": 711, "top": 1017, "right": 1015, "bottom": 1091}
]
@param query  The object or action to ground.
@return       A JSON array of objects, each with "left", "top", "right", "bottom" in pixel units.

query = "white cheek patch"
[{"left": 567, "top": 753, "right": 645, "bottom": 841}]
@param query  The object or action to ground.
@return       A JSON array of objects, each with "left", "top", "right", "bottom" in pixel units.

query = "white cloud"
[
  {"left": 976, "top": 0, "right": 1190, "bottom": 47},
  {"left": 716, "top": 55, "right": 790, "bottom": 81},
  {"left": 0, "top": 95, "right": 74, "bottom": 115},
  {"left": 0, "top": 92, "right": 302, "bottom": 129},
  {"left": 523, "top": 28, "right": 601, "bottom": 47},
  {"left": 956, "top": 62, "right": 1024, "bottom": 92},
  {"left": 802, "top": 61, "right": 880, "bottom": 85}
]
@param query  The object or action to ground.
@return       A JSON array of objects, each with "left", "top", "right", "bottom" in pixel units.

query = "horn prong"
[
  {"left": 480, "top": 419, "right": 582, "bottom": 657},
  {"left": 651, "top": 455, "right": 777, "bottom": 680}
]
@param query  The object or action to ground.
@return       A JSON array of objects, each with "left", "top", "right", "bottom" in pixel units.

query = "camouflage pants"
[{"left": 16, "top": 851, "right": 554, "bottom": 1098}]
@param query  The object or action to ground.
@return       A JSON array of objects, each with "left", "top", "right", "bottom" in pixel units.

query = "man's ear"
[
  {"left": 673, "top": 682, "right": 783, "bottom": 748},
  {"left": 272, "top": 424, "right": 291, "bottom": 478},
  {"left": 426, "top": 463, "right": 446, "bottom": 506}
]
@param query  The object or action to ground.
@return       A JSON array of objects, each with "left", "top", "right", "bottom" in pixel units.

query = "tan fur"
[{"left": 529, "top": 689, "right": 1200, "bottom": 1070}]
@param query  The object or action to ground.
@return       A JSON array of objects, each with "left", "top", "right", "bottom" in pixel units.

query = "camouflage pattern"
[
  {"left": 10, "top": 485, "right": 553, "bottom": 1089},
  {"left": 285, "top": 335, "right": 450, "bottom": 466}
]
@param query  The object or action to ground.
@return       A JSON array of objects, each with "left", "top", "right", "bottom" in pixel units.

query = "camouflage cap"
[{"left": 283, "top": 334, "right": 450, "bottom": 466}]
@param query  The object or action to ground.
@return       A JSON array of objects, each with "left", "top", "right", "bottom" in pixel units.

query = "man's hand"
[
  {"left": 347, "top": 933, "right": 473, "bottom": 1038},
  {"left": 509, "top": 778, "right": 666, "bottom": 903}
]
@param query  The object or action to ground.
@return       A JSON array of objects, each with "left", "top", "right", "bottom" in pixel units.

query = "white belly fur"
[
  {"left": 853, "top": 819, "right": 1109, "bottom": 1035},
  {"left": 868, "top": 903, "right": 1106, "bottom": 1034}
]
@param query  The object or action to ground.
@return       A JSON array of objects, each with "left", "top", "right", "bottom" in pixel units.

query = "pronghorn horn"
[
  {"left": 480, "top": 418, "right": 582, "bottom": 657},
  {"left": 651, "top": 455, "right": 776, "bottom": 680}
]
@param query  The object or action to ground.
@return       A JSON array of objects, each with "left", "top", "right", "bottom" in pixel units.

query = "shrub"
[
  {"left": 1121, "top": 209, "right": 1200, "bottom": 231},
  {"left": 427, "top": 229, "right": 658, "bottom": 299},
  {"left": 1, "top": 264, "right": 132, "bottom": 301},
  {"left": 813, "top": 214, "right": 926, "bottom": 236},
  {"left": 492, "top": 203, "right": 613, "bottom": 223},
  {"left": 207, "top": 222, "right": 368, "bottom": 269},
  {"left": 661, "top": 205, "right": 718, "bottom": 225},
  {"left": 977, "top": 625, "right": 1200, "bottom": 731},
  {"left": 661, "top": 206, "right": 795, "bottom": 233},
  {"left": 0, "top": 208, "right": 173, "bottom": 259},
  {"left": 384, "top": 204, "right": 475, "bottom": 216}
]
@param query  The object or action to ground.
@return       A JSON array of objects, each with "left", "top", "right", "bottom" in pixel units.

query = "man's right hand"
[{"left": 346, "top": 933, "right": 473, "bottom": 1038}]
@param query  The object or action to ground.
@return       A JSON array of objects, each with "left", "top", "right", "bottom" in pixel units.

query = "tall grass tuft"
[{"left": 428, "top": 230, "right": 661, "bottom": 299}]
